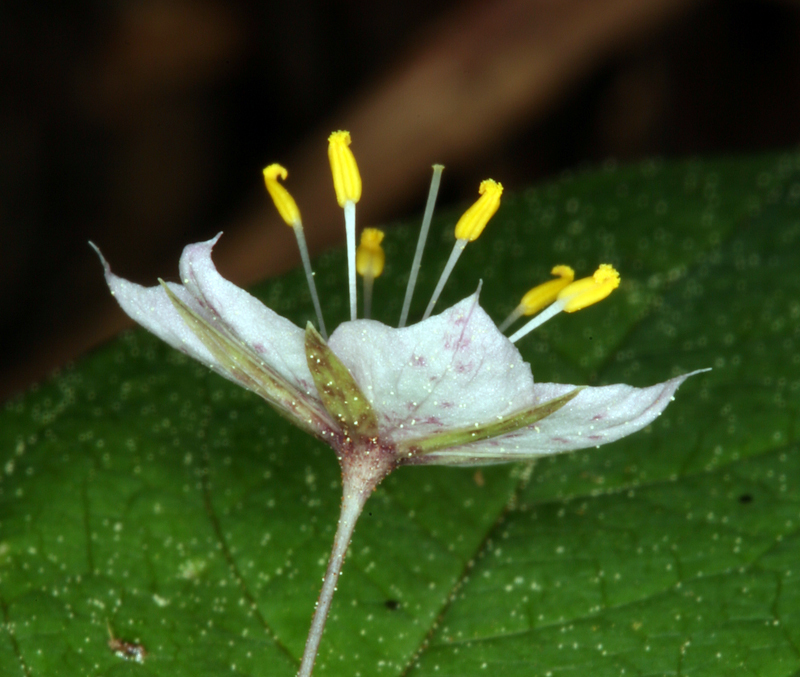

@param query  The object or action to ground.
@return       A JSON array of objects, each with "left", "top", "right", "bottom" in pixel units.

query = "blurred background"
[{"left": 2, "top": 0, "right": 800, "bottom": 401}]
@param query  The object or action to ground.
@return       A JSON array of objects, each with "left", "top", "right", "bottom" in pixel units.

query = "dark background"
[{"left": 2, "top": 0, "right": 800, "bottom": 401}]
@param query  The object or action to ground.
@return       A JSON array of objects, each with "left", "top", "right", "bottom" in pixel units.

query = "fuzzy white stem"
[
  {"left": 422, "top": 238, "right": 467, "bottom": 320},
  {"left": 296, "top": 455, "right": 391, "bottom": 677},
  {"left": 399, "top": 164, "right": 444, "bottom": 328},
  {"left": 293, "top": 224, "right": 328, "bottom": 340},
  {"left": 508, "top": 300, "right": 565, "bottom": 343},
  {"left": 345, "top": 200, "right": 357, "bottom": 321}
]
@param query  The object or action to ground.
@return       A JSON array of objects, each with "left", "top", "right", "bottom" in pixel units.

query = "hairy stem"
[{"left": 297, "top": 453, "right": 391, "bottom": 677}]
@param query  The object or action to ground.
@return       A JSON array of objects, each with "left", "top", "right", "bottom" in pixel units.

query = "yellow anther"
[
  {"left": 558, "top": 264, "right": 620, "bottom": 312},
  {"left": 328, "top": 131, "right": 362, "bottom": 206},
  {"left": 454, "top": 179, "right": 503, "bottom": 241},
  {"left": 356, "top": 228, "right": 385, "bottom": 278},
  {"left": 263, "top": 164, "right": 301, "bottom": 226},
  {"left": 519, "top": 265, "right": 575, "bottom": 315}
]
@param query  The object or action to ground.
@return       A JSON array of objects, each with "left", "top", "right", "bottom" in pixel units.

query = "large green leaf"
[{"left": 3, "top": 153, "right": 799, "bottom": 676}]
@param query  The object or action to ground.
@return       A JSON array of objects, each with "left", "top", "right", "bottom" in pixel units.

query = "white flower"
[
  {"left": 93, "top": 131, "right": 705, "bottom": 677},
  {"left": 95, "top": 235, "right": 699, "bottom": 467}
]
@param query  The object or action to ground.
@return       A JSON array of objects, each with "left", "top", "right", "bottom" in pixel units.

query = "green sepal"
[
  {"left": 160, "top": 281, "right": 329, "bottom": 436},
  {"left": 402, "top": 388, "right": 582, "bottom": 457},
  {"left": 304, "top": 322, "right": 379, "bottom": 441}
]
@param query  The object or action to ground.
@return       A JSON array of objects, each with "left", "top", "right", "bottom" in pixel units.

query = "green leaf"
[{"left": 2, "top": 153, "right": 800, "bottom": 676}]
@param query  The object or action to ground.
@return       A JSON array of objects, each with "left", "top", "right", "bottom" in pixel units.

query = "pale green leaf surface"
[{"left": 2, "top": 154, "right": 799, "bottom": 676}]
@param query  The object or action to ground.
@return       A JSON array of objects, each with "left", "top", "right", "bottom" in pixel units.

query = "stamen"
[
  {"left": 328, "top": 131, "right": 362, "bottom": 321},
  {"left": 356, "top": 228, "right": 385, "bottom": 319},
  {"left": 423, "top": 179, "right": 502, "bottom": 320},
  {"left": 422, "top": 240, "right": 466, "bottom": 321},
  {"left": 263, "top": 164, "right": 328, "bottom": 339},
  {"left": 559, "top": 263, "right": 620, "bottom": 312},
  {"left": 399, "top": 164, "right": 444, "bottom": 328},
  {"left": 509, "top": 265, "right": 620, "bottom": 343},
  {"left": 498, "top": 265, "right": 574, "bottom": 332},
  {"left": 454, "top": 179, "right": 503, "bottom": 242},
  {"left": 327, "top": 131, "right": 362, "bottom": 207}
]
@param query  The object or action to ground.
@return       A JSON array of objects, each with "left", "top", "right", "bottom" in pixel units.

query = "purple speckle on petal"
[
  {"left": 422, "top": 416, "right": 442, "bottom": 426},
  {"left": 410, "top": 355, "right": 426, "bottom": 367},
  {"left": 253, "top": 342, "right": 266, "bottom": 353},
  {"left": 552, "top": 437, "right": 571, "bottom": 444},
  {"left": 592, "top": 414, "right": 604, "bottom": 421}
]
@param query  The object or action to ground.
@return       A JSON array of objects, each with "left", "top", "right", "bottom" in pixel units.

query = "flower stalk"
[{"left": 297, "top": 451, "right": 393, "bottom": 677}]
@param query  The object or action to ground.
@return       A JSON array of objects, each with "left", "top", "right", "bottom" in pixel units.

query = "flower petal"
[
  {"left": 94, "top": 238, "right": 335, "bottom": 437},
  {"left": 328, "top": 293, "right": 536, "bottom": 444},
  {"left": 177, "top": 235, "right": 315, "bottom": 395},
  {"left": 161, "top": 282, "right": 334, "bottom": 437},
  {"left": 92, "top": 243, "right": 219, "bottom": 369},
  {"left": 404, "top": 387, "right": 582, "bottom": 458},
  {"left": 417, "top": 370, "right": 708, "bottom": 464}
]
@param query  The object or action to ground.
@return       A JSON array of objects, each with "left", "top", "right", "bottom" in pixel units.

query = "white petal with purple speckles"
[
  {"left": 418, "top": 371, "right": 705, "bottom": 463},
  {"left": 328, "top": 293, "right": 536, "bottom": 443},
  {"left": 177, "top": 235, "right": 315, "bottom": 394},
  {"left": 95, "top": 245, "right": 218, "bottom": 369},
  {"left": 98, "top": 237, "right": 315, "bottom": 398},
  {"left": 96, "top": 235, "right": 706, "bottom": 469}
]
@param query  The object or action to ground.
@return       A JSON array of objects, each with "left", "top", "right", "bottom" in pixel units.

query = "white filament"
[
  {"left": 362, "top": 274, "right": 374, "bottom": 320},
  {"left": 345, "top": 200, "right": 357, "bottom": 321},
  {"left": 497, "top": 304, "right": 524, "bottom": 333},
  {"left": 399, "top": 164, "right": 444, "bottom": 327},
  {"left": 422, "top": 238, "right": 467, "bottom": 320},
  {"left": 292, "top": 223, "right": 328, "bottom": 339},
  {"left": 508, "top": 300, "right": 565, "bottom": 343}
]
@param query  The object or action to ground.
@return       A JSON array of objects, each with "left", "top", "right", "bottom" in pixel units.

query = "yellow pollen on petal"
[
  {"left": 356, "top": 228, "right": 385, "bottom": 278},
  {"left": 454, "top": 179, "right": 503, "bottom": 241},
  {"left": 328, "top": 130, "right": 362, "bottom": 206},
  {"left": 558, "top": 264, "right": 620, "bottom": 312},
  {"left": 263, "top": 164, "right": 301, "bottom": 226},
  {"left": 519, "top": 265, "right": 575, "bottom": 315}
]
